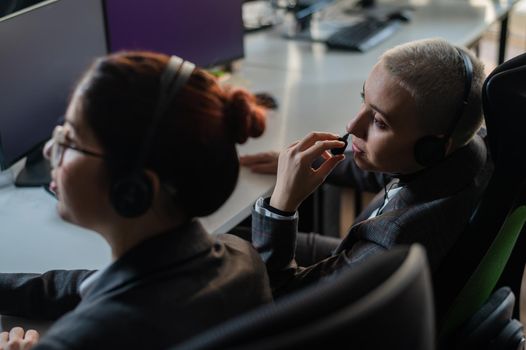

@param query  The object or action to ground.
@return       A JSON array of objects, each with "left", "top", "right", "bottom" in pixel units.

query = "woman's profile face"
[
  {"left": 44, "top": 90, "right": 112, "bottom": 230},
  {"left": 346, "top": 61, "right": 426, "bottom": 174}
]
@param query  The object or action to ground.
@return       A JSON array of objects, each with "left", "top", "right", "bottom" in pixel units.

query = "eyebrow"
[
  {"left": 369, "top": 103, "right": 391, "bottom": 122},
  {"left": 64, "top": 119, "right": 80, "bottom": 133},
  {"left": 64, "top": 118, "right": 101, "bottom": 151},
  {"left": 362, "top": 81, "right": 392, "bottom": 122},
  {"left": 63, "top": 120, "right": 82, "bottom": 142}
]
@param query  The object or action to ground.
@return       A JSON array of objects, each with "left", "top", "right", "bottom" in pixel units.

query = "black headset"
[
  {"left": 413, "top": 47, "right": 474, "bottom": 167},
  {"left": 109, "top": 56, "right": 195, "bottom": 218}
]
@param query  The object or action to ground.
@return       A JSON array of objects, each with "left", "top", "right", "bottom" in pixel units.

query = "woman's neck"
[{"left": 101, "top": 213, "right": 188, "bottom": 261}]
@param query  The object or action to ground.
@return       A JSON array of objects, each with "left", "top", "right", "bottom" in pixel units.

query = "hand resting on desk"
[{"left": 239, "top": 151, "right": 279, "bottom": 174}]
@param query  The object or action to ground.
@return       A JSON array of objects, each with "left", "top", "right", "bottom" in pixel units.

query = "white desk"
[
  {"left": 243, "top": 0, "right": 518, "bottom": 69},
  {"left": 0, "top": 0, "right": 518, "bottom": 273}
]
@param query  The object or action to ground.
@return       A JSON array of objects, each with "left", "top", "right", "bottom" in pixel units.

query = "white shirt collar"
[{"left": 78, "top": 265, "right": 109, "bottom": 298}]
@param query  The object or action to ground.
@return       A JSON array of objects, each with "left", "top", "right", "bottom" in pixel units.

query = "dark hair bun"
[{"left": 224, "top": 89, "right": 266, "bottom": 144}]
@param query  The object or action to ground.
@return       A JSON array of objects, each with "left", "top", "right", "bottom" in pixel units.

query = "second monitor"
[{"left": 104, "top": 0, "right": 245, "bottom": 68}]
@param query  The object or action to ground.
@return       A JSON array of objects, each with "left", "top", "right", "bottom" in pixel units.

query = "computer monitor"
[
  {"left": 0, "top": 0, "right": 48, "bottom": 18},
  {"left": 104, "top": 0, "right": 245, "bottom": 68},
  {"left": 0, "top": 0, "right": 107, "bottom": 185}
]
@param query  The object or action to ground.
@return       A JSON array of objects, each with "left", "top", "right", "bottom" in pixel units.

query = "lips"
[{"left": 352, "top": 142, "right": 365, "bottom": 154}]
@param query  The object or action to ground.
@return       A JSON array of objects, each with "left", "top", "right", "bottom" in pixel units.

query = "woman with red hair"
[{"left": 0, "top": 51, "right": 270, "bottom": 350}]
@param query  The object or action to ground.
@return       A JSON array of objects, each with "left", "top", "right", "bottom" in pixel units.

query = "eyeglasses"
[{"left": 49, "top": 125, "right": 105, "bottom": 168}]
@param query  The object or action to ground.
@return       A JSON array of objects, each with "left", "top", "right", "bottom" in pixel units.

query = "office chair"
[
  {"left": 171, "top": 244, "right": 435, "bottom": 350},
  {"left": 450, "top": 287, "right": 525, "bottom": 350},
  {"left": 433, "top": 52, "right": 526, "bottom": 326}
]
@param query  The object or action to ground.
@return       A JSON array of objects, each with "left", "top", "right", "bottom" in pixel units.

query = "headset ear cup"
[
  {"left": 414, "top": 136, "right": 448, "bottom": 167},
  {"left": 110, "top": 172, "right": 153, "bottom": 218}
]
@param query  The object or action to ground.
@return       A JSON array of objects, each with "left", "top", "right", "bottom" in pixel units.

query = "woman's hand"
[
  {"left": 0, "top": 327, "right": 39, "bottom": 350},
  {"left": 239, "top": 151, "right": 280, "bottom": 174},
  {"left": 270, "top": 132, "right": 345, "bottom": 212}
]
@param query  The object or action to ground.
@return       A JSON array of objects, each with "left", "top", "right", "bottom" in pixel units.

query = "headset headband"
[
  {"left": 458, "top": 48, "right": 473, "bottom": 105},
  {"left": 445, "top": 48, "right": 473, "bottom": 137},
  {"left": 135, "top": 55, "right": 195, "bottom": 169},
  {"left": 109, "top": 55, "right": 195, "bottom": 218}
]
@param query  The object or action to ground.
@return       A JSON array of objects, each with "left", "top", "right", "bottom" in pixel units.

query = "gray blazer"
[
  {"left": 0, "top": 220, "right": 272, "bottom": 349},
  {"left": 252, "top": 135, "right": 492, "bottom": 296}
]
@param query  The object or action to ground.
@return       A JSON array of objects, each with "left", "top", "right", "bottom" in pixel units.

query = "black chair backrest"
[
  {"left": 171, "top": 244, "right": 435, "bottom": 350},
  {"left": 433, "top": 52, "right": 526, "bottom": 324}
]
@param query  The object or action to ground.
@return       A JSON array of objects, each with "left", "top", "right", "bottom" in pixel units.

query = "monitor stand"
[
  {"left": 0, "top": 168, "right": 14, "bottom": 188},
  {"left": 14, "top": 145, "right": 51, "bottom": 187}
]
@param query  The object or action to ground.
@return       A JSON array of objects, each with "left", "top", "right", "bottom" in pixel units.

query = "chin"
[
  {"left": 57, "top": 203, "right": 74, "bottom": 224},
  {"left": 353, "top": 154, "right": 374, "bottom": 172}
]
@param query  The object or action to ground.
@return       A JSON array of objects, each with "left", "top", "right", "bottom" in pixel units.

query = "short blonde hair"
[{"left": 380, "top": 38, "right": 485, "bottom": 149}]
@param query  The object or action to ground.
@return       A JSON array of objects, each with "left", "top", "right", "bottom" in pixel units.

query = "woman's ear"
[
  {"left": 444, "top": 137, "right": 454, "bottom": 156},
  {"left": 143, "top": 169, "right": 184, "bottom": 219},
  {"left": 143, "top": 169, "right": 161, "bottom": 197}
]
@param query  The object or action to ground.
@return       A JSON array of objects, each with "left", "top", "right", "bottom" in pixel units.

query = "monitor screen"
[
  {"left": 104, "top": 0, "right": 245, "bottom": 67},
  {"left": 0, "top": 0, "right": 48, "bottom": 18},
  {"left": 0, "top": 0, "right": 107, "bottom": 170}
]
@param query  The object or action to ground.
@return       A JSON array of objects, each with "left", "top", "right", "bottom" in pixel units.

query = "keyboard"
[{"left": 325, "top": 18, "right": 401, "bottom": 52}]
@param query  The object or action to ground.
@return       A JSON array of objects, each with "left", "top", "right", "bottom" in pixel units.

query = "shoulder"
[
  {"left": 214, "top": 233, "right": 272, "bottom": 298},
  {"left": 36, "top": 305, "right": 156, "bottom": 350},
  {"left": 216, "top": 232, "right": 252, "bottom": 249},
  {"left": 215, "top": 233, "right": 269, "bottom": 275}
]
